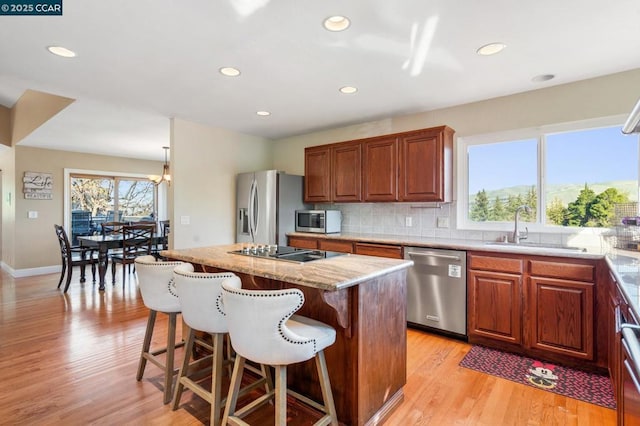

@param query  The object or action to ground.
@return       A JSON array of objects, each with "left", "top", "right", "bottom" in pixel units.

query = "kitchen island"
[{"left": 162, "top": 244, "right": 413, "bottom": 426}]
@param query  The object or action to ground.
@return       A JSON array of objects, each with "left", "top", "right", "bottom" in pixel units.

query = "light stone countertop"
[
  {"left": 288, "top": 231, "right": 607, "bottom": 260},
  {"left": 161, "top": 243, "right": 413, "bottom": 291},
  {"left": 290, "top": 231, "right": 640, "bottom": 319}
]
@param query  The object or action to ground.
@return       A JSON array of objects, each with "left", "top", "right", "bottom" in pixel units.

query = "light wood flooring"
[{"left": 0, "top": 266, "right": 616, "bottom": 425}]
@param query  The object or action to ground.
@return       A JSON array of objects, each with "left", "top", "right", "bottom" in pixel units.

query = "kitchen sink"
[{"left": 483, "top": 241, "right": 587, "bottom": 253}]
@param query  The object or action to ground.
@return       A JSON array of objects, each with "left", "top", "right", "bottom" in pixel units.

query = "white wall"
[{"left": 171, "top": 118, "right": 271, "bottom": 249}]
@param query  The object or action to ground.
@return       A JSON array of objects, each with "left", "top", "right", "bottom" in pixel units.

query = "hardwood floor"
[{"left": 0, "top": 267, "right": 616, "bottom": 425}]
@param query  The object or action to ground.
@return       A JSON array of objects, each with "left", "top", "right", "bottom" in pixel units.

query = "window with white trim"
[{"left": 458, "top": 117, "right": 640, "bottom": 231}]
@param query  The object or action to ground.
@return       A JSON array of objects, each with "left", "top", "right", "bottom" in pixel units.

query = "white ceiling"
[{"left": 1, "top": 0, "right": 640, "bottom": 161}]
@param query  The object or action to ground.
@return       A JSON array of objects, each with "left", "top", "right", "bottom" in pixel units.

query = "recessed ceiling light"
[
  {"left": 323, "top": 15, "right": 350, "bottom": 32},
  {"left": 219, "top": 67, "right": 241, "bottom": 77},
  {"left": 531, "top": 74, "right": 555, "bottom": 83},
  {"left": 256, "top": 111, "right": 270, "bottom": 116},
  {"left": 339, "top": 86, "right": 358, "bottom": 94},
  {"left": 47, "top": 46, "right": 76, "bottom": 58},
  {"left": 476, "top": 42, "right": 506, "bottom": 56}
]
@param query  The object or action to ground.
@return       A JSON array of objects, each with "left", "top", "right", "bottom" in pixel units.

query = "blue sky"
[{"left": 468, "top": 126, "right": 639, "bottom": 194}]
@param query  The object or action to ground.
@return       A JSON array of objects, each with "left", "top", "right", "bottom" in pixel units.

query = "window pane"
[
  {"left": 545, "top": 126, "right": 638, "bottom": 227},
  {"left": 118, "top": 179, "right": 155, "bottom": 222},
  {"left": 70, "top": 177, "right": 114, "bottom": 242},
  {"left": 468, "top": 139, "right": 537, "bottom": 222}
]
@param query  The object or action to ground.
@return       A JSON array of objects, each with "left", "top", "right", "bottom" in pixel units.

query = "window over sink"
[{"left": 458, "top": 116, "right": 640, "bottom": 231}]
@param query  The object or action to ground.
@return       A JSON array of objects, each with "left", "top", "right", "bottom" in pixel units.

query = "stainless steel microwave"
[{"left": 295, "top": 210, "right": 341, "bottom": 234}]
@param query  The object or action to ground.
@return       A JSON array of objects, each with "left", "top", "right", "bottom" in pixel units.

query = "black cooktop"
[{"left": 229, "top": 245, "right": 346, "bottom": 263}]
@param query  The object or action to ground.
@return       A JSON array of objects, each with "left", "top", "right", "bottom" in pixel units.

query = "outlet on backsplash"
[
  {"left": 437, "top": 217, "right": 450, "bottom": 228},
  {"left": 405, "top": 216, "right": 412, "bottom": 227}
]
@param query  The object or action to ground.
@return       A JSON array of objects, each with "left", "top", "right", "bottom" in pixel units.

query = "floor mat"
[{"left": 459, "top": 345, "right": 616, "bottom": 409}]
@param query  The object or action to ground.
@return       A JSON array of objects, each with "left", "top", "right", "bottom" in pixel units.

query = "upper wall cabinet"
[
  {"left": 363, "top": 136, "right": 398, "bottom": 202},
  {"left": 304, "top": 125, "right": 455, "bottom": 203},
  {"left": 399, "top": 126, "right": 454, "bottom": 202},
  {"left": 332, "top": 141, "right": 362, "bottom": 202},
  {"left": 304, "top": 145, "right": 331, "bottom": 203}
]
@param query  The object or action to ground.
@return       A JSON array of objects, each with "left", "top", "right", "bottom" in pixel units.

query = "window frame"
[
  {"left": 456, "top": 114, "right": 637, "bottom": 232},
  {"left": 64, "top": 168, "right": 168, "bottom": 232}
]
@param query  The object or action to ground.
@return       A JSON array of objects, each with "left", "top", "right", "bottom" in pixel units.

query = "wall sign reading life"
[
  {"left": 0, "top": 0, "right": 62, "bottom": 15},
  {"left": 23, "top": 171, "right": 53, "bottom": 200}
]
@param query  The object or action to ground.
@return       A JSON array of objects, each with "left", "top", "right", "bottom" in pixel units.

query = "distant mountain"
[{"left": 470, "top": 181, "right": 638, "bottom": 206}]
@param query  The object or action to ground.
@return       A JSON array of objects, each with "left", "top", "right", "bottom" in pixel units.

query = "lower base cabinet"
[{"left": 468, "top": 252, "right": 598, "bottom": 366}]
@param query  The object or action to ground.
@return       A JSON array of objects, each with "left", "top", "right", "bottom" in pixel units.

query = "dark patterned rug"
[{"left": 459, "top": 345, "right": 616, "bottom": 409}]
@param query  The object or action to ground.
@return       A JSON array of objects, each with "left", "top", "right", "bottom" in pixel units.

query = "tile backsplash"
[{"left": 314, "top": 201, "right": 612, "bottom": 252}]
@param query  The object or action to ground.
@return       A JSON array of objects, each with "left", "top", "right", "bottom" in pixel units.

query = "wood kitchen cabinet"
[
  {"left": 288, "top": 235, "right": 319, "bottom": 249},
  {"left": 304, "top": 141, "right": 362, "bottom": 203},
  {"left": 468, "top": 253, "right": 524, "bottom": 346},
  {"left": 303, "top": 125, "right": 455, "bottom": 203},
  {"left": 318, "top": 239, "right": 354, "bottom": 253},
  {"left": 527, "top": 260, "right": 595, "bottom": 360},
  {"left": 354, "top": 242, "right": 403, "bottom": 259},
  {"left": 468, "top": 252, "right": 599, "bottom": 366},
  {"left": 304, "top": 145, "right": 331, "bottom": 203},
  {"left": 398, "top": 126, "right": 454, "bottom": 202},
  {"left": 332, "top": 141, "right": 362, "bottom": 202},
  {"left": 362, "top": 136, "right": 398, "bottom": 202}
]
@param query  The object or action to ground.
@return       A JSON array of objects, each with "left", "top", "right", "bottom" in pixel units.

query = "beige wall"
[
  {"left": 272, "top": 68, "right": 640, "bottom": 174},
  {"left": 13, "top": 146, "right": 162, "bottom": 271},
  {"left": 171, "top": 119, "right": 271, "bottom": 249}
]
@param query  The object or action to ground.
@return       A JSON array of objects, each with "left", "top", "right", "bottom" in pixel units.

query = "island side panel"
[
  {"left": 203, "top": 267, "right": 360, "bottom": 425},
  {"left": 197, "top": 264, "right": 407, "bottom": 425},
  {"left": 356, "top": 269, "right": 408, "bottom": 424}
]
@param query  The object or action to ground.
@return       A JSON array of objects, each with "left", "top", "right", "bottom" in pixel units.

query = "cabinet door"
[
  {"left": 304, "top": 146, "right": 331, "bottom": 203},
  {"left": 526, "top": 277, "right": 594, "bottom": 360},
  {"left": 288, "top": 236, "right": 318, "bottom": 249},
  {"left": 362, "top": 136, "right": 398, "bottom": 201},
  {"left": 318, "top": 239, "right": 353, "bottom": 253},
  {"left": 354, "top": 242, "right": 402, "bottom": 259},
  {"left": 332, "top": 142, "right": 362, "bottom": 202},
  {"left": 468, "top": 269, "right": 522, "bottom": 345},
  {"left": 399, "top": 127, "right": 453, "bottom": 202}
]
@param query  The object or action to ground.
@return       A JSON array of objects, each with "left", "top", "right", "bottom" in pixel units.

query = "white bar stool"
[
  {"left": 221, "top": 280, "right": 339, "bottom": 426},
  {"left": 171, "top": 265, "right": 272, "bottom": 425},
  {"left": 134, "top": 255, "right": 187, "bottom": 404}
]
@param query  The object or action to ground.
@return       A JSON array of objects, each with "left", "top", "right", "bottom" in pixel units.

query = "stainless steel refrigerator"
[{"left": 236, "top": 170, "right": 309, "bottom": 246}]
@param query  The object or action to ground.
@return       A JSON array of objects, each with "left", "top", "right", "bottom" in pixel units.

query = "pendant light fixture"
[{"left": 149, "top": 146, "right": 171, "bottom": 185}]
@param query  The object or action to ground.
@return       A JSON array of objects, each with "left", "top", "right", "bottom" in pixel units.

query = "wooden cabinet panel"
[
  {"left": 318, "top": 239, "right": 353, "bottom": 253},
  {"left": 398, "top": 126, "right": 453, "bottom": 202},
  {"left": 362, "top": 136, "right": 398, "bottom": 202},
  {"left": 468, "top": 269, "right": 522, "bottom": 345},
  {"left": 304, "top": 146, "right": 331, "bottom": 203},
  {"left": 529, "top": 259, "right": 594, "bottom": 282},
  {"left": 332, "top": 142, "right": 362, "bottom": 202},
  {"left": 288, "top": 236, "right": 318, "bottom": 249},
  {"left": 526, "top": 277, "right": 594, "bottom": 360},
  {"left": 468, "top": 254, "right": 523, "bottom": 274},
  {"left": 354, "top": 243, "right": 402, "bottom": 259}
]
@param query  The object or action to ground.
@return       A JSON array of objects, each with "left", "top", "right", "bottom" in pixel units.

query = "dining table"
[{"left": 77, "top": 234, "right": 165, "bottom": 290}]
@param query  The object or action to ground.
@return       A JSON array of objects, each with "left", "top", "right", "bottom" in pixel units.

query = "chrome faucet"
[{"left": 512, "top": 205, "right": 531, "bottom": 244}]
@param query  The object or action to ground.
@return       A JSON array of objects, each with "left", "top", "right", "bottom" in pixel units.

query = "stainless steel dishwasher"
[{"left": 405, "top": 247, "right": 467, "bottom": 338}]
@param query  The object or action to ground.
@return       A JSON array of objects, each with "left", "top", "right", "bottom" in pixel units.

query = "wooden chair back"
[
  {"left": 122, "top": 223, "right": 155, "bottom": 258},
  {"left": 101, "top": 221, "right": 128, "bottom": 236}
]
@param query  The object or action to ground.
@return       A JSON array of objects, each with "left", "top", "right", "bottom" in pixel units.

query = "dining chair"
[
  {"left": 221, "top": 280, "right": 338, "bottom": 426},
  {"left": 100, "top": 221, "right": 128, "bottom": 236},
  {"left": 54, "top": 224, "right": 99, "bottom": 293},
  {"left": 110, "top": 223, "right": 155, "bottom": 289}
]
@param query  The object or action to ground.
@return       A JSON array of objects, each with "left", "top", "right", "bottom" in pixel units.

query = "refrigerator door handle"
[
  {"left": 248, "top": 178, "right": 257, "bottom": 242},
  {"left": 251, "top": 178, "right": 259, "bottom": 240}
]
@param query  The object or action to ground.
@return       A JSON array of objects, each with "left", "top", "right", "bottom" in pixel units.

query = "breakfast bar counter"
[{"left": 163, "top": 244, "right": 413, "bottom": 426}]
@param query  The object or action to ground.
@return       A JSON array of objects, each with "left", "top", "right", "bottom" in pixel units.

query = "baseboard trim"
[{"left": 2, "top": 262, "right": 60, "bottom": 278}]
